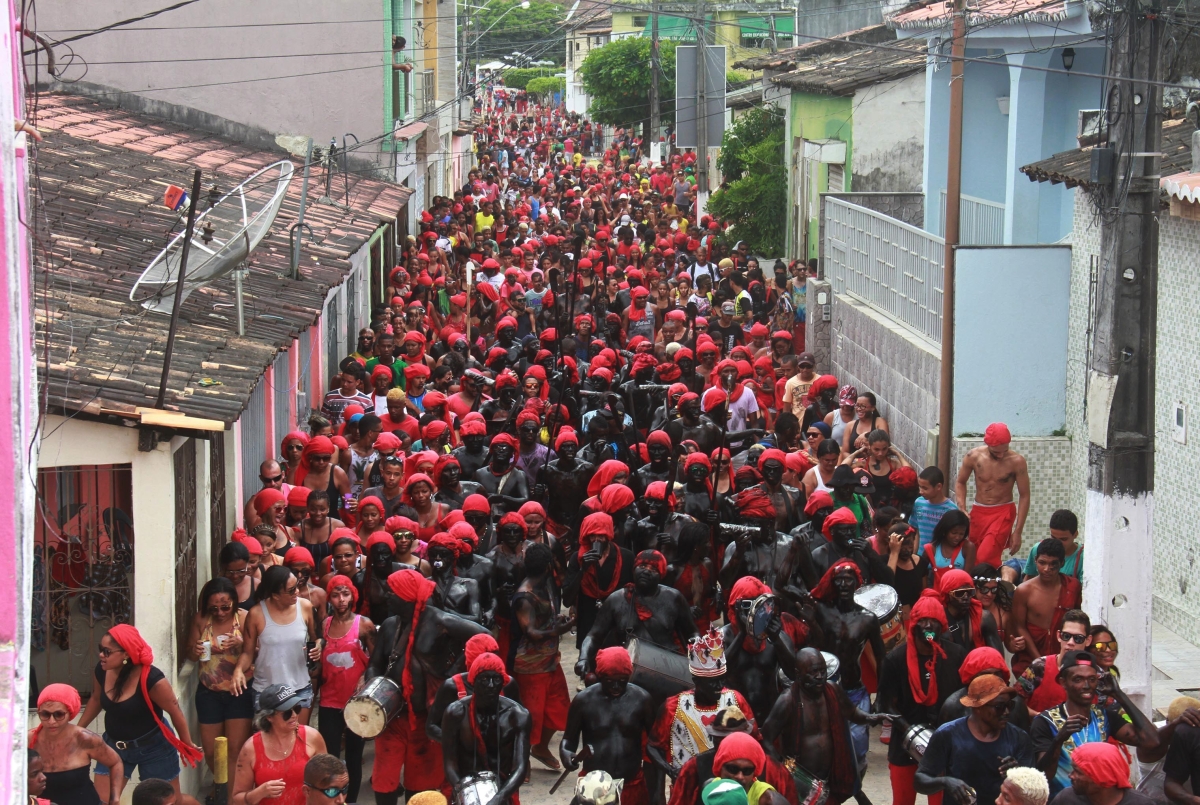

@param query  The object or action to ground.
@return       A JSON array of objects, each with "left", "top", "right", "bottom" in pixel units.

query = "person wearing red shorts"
[{"left": 955, "top": 423, "right": 1030, "bottom": 567}]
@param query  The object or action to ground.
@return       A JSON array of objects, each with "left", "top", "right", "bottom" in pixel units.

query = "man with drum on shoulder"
[
  {"left": 875, "top": 590, "right": 968, "bottom": 805},
  {"left": 649, "top": 628, "right": 759, "bottom": 780},
  {"left": 562, "top": 647, "right": 659, "bottom": 805},
  {"left": 575, "top": 550, "right": 697, "bottom": 682},
  {"left": 441, "top": 653, "right": 531, "bottom": 805},
  {"left": 721, "top": 577, "right": 812, "bottom": 730},
  {"left": 426, "top": 634, "right": 522, "bottom": 745},
  {"left": 763, "top": 647, "right": 894, "bottom": 805}
]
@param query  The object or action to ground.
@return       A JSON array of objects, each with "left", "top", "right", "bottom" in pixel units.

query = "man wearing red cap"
[
  {"left": 442, "top": 653, "right": 531, "bottom": 805},
  {"left": 954, "top": 422, "right": 1031, "bottom": 566},
  {"left": 561, "top": 646, "right": 658, "bottom": 805}
]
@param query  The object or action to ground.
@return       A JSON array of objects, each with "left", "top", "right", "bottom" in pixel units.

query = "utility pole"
[
  {"left": 650, "top": 0, "right": 660, "bottom": 156},
  {"left": 1082, "top": 0, "right": 1164, "bottom": 713},
  {"left": 936, "top": 0, "right": 966, "bottom": 474},
  {"left": 695, "top": 0, "right": 707, "bottom": 201},
  {"left": 155, "top": 169, "right": 202, "bottom": 409}
]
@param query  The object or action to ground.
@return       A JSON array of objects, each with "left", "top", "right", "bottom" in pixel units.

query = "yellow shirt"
[
  {"left": 748, "top": 781, "right": 776, "bottom": 805},
  {"left": 475, "top": 212, "right": 495, "bottom": 232}
]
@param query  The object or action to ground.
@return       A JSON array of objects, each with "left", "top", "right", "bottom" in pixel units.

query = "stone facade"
[{"left": 828, "top": 291, "right": 940, "bottom": 465}]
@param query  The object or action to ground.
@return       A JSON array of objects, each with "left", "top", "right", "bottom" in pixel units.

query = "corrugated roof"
[
  {"left": 769, "top": 36, "right": 926, "bottom": 95},
  {"left": 888, "top": 0, "right": 1069, "bottom": 30},
  {"left": 1020, "top": 117, "right": 1195, "bottom": 191},
  {"left": 733, "top": 22, "right": 896, "bottom": 71},
  {"left": 1162, "top": 171, "right": 1200, "bottom": 202},
  {"left": 33, "top": 93, "right": 412, "bottom": 424}
]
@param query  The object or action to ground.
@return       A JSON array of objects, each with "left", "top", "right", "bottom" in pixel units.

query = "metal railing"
[
  {"left": 824, "top": 197, "right": 945, "bottom": 344},
  {"left": 937, "top": 190, "right": 1006, "bottom": 246}
]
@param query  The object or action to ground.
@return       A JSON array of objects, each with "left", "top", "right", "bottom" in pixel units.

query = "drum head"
[
  {"left": 820, "top": 651, "right": 840, "bottom": 679},
  {"left": 749, "top": 595, "right": 776, "bottom": 641},
  {"left": 626, "top": 638, "right": 641, "bottom": 663},
  {"left": 345, "top": 698, "right": 386, "bottom": 738},
  {"left": 853, "top": 583, "right": 899, "bottom": 619}
]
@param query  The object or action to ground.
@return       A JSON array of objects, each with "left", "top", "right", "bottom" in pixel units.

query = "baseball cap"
[
  {"left": 259, "top": 683, "right": 305, "bottom": 712},
  {"left": 838, "top": 385, "right": 859, "bottom": 407},
  {"left": 721, "top": 301, "right": 736, "bottom": 314},
  {"left": 703, "top": 780, "right": 748, "bottom": 805},
  {"left": 852, "top": 468, "right": 876, "bottom": 495},
  {"left": 797, "top": 352, "right": 816, "bottom": 367},
  {"left": 1059, "top": 650, "right": 1099, "bottom": 675}
]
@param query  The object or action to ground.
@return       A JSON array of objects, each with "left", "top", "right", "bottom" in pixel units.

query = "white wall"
[
  {"left": 31, "top": 1, "right": 387, "bottom": 166},
  {"left": 852, "top": 72, "right": 925, "bottom": 192},
  {"left": 953, "top": 245, "right": 1071, "bottom": 435}
]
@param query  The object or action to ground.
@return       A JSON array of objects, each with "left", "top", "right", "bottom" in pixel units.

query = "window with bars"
[{"left": 32, "top": 464, "right": 134, "bottom": 697}]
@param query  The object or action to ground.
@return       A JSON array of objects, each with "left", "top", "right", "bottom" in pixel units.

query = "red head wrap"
[
  {"left": 809, "top": 559, "right": 864, "bottom": 602},
  {"left": 297, "top": 435, "right": 335, "bottom": 485},
  {"left": 821, "top": 507, "right": 860, "bottom": 541},
  {"left": 287, "top": 486, "right": 311, "bottom": 508},
  {"left": 726, "top": 576, "right": 771, "bottom": 625},
  {"left": 465, "top": 633, "right": 500, "bottom": 670},
  {"left": 428, "top": 531, "right": 462, "bottom": 560},
  {"left": 461, "top": 417, "right": 488, "bottom": 437},
  {"left": 804, "top": 490, "right": 834, "bottom": 515},
  {"left": 644, "top": 481, "right": 676, "bottom": 510},
  {"left": 387, "top": 569, "right": 438, "bottom": 722},
  {"left": 366, "top": 531, "right": 397, "bottom": 551},
  {"left": 281, "top": 430, "right": 310, "bottom": 452},
  {"left": 498, "top": 512, "right": 528, "bottom": 537},
  {"left": 31, "top": 683, "right": 83, "bottom": 745},
  {"left": 958, "top": 647, "right": 1010, "bottom": 685},
  {"left": 325, "top": 574, "right": 359, "bottom": 607},
  {"left": 404, "top": 363, "right": 431, "bottom": 383},
  {"left": 599, "top": 484, "right": 635, "bottom": 514},
  {"left": 587, "top": 459, "right": 629, "bottom": 497},
  {"left": 107, "top": 625, "right": 204, "bottom": 765},
  {"left": 938, "top": 569, "right": 985, "bottom": 648},
  {"left": 984, "top": 422, "right": 1011, "bottom": 446},
  {"left": 787, "top": 451, "right": 817, "bottom": 477},
  {"left": 401, "top": 473, "right": 435, "bottom": 506},
  {"left": 907, "top": 589, "right": 950, "bottom": 706},
  {"left": 555, "top": 428, "right": 579, "bottom": 451},
  {"left": 518, "top": 501, "right": 547, "bottom": 521},
  {"left": 635, "top": 549, "right": 667, "bottom": 577},
  {"left": 735, "top": 486, "right": 777, "bottom": 521},
  {"left": 1071, "top": 742, "right": 1132, "bottom": 789},
  {"left": 713, "top": 732, "right": 766, "bottom": 777},
  {"left": 595, "top": 646, "right": 633, "bottom": 678},
  {"left": 283, "top": 546, "right": 315, "bottom": 567},
  {"left": 235, "top": 529, "right": 264, "bottom": 556},
  {"left": 329, "top": 526, "right": 360, "bottom": 548},
  {"left": 374, "top": 432, "right": 403, "bottom": 452},
  {"left": 674, "top": 347, "right": 695, "bottom": 363},
  {"left": 463, "top": 494, "right": 491, "bottom": 515},
  {"left": 253, "top": 487, "right": 286, "bottom": 516},
  {"left": 516, "top": 410, "right": 541, "bottom": 428}
]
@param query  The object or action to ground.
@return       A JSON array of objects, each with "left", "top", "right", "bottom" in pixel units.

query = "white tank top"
[
  {"left": 253, "top": 601, "right": 310, "bottom": 692},
  {"left": 814, "top": 467, "right": 832, "bottom": 494}
]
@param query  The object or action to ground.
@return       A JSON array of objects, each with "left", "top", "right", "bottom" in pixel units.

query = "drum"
[
  {"left": 345, "top": 676, "right": 404, "bottom": 738},
  {"left": 854, "top": 583, "right": 904, "bottom": 651},
  {"left": 776, "top": 651, "right": 841, "bottom": 691},
  {"left": 627, "top": 638, "right": 691, "bottom": 701},
  {"left": 453, "top": 772, "right": 500, "bottom": 805},
  {"left": 901, "top": 723, "right": 933, "bottom": 763},
  {"left": 737, "top": 594, "right": 777, "bottom": 641}
]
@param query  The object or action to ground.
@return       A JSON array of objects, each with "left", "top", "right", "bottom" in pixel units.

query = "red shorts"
[
  {"left": 889, "top": 763, "right": 943, "bottom": 805},
  {"left": 516, "top": 666, "right": 571, "bottom": 745},
  {"left": 404, "top": 715, "right": 445, "bottom": 792},
  {"left": 620, "top": 772, "right": 649, "bottom": 805},
  {"left": 969, "top": 502, "right": 1017, "bottom": 566}
]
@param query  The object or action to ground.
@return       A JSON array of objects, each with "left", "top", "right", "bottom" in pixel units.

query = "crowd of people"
[{"left": 27, "top": 95, "right": 1200, "bottom": 805}]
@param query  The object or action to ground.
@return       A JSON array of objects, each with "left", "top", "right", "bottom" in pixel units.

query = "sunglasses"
[
  {"left": 986, "top": 698, "right": 1016, "bottom": 714},
  {"left": 37, "top": 709, "right": 69, "bottom": 721},
  {"left": 1091, "top": 640, "right": 1119, "bottom": 652},
  {"left": 949, "top": 588, "right": 975, "bottom": 599},
  {"left": 97, "top": 644, "right": 124, "bottom": 658},
  {"left": 306, "top": 784, "right": 349, "bottom": 799},
  {"left": 283, "top": 584, "right": 300, "bottom": 595},
  {"left": 261, "top": 474, "right": 284, "bottom": 484},
  {"left": 225, "top": 567, "right": 250, "bottom": 577},
  {"left": 975, "top": 583, "right": 1000, "bottom": 595},
  {"left": 278, "top": 704, "right": 304, "bottom": 717},
  {"left": 291, "top": 569, "right": 311, "bottom": 580},
  {"left": 723, "top": 763, "right": 758, "bottom": 776},
  {"left": 806, "top": 432, "right": 822, "bottom": 440},
  {"left": 1059, "top": 631, "right": 1088, "bottom": 645},
  {"left": 208, "top": 604, "right": 234, "bottom": 614}
]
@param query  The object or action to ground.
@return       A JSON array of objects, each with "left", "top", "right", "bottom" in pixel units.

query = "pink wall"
[{"left": 2, "top": 0, "right": 38, "bottom": 800}]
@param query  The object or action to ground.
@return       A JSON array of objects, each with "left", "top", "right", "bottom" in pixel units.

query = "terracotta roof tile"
[{"left": 888, "top": 0, "right": 1069, "bottom": 29}]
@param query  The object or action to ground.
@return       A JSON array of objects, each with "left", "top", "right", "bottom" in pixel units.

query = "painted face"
[
  {"left": 832, "top": 568, "right": 859, "bottom": 599},
  {"left": 599, "top": 673, "right": 630, "bottom": 697},
  {"left": 370, "top": 543, "right": 394, "bottom": 570},
  {"left": 330, "top": 585, "right": 355, "bottom": 613},
  {"left": 500, "top": 524, "right": 525, "bottom": 546},
  {"left": 760, "top": 459, "right": 784, "bottom": 485},
  {"left": 428, "top": 546, "right": 455, "bottom": 573}
]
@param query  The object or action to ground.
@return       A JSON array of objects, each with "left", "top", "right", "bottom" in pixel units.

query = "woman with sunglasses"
[
  {"left": 186, "top": 577, "right": 252, "bottom": 799},
  {"left": 232, "top": 684, "right": 327, "bottom": 805},
  {"left": 1089, "top": 624, "right": 1122, "bottom": 706},
  {"left": 221, "top": 540, "right": 259, "bottom": 612},
  {"left": 29, "top": 683, "right": 123, "bottom": 805},
  {"left": 79, "top": 625, "right": 201, "bottom": 803},
  {"left": 232, "top": 566, "right": 322, "bottom": 726},
  {"left": 802, "top": 421, "right": 832, "bottom": 461}
]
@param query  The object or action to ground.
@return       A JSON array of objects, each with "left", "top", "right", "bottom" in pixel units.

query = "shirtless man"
[
  {"left": 753, "top": 450, "right": 805, "bottom": 534},
  {"left": 474, "top": 434, "right": 530, "bottom": 516},
  {"left": 576, "top": 550, "right": 697, "bottom": 678},
  {"left": 427, "top": 533, "right": 482, "bottom": 622},
  {"left": 954, "top": 422, "right": 1031, "bottom": 567},
  {"left": 441, "top": 655, "right": 531, "bottom": 805},
  {"left": 533, "top": 429, "right": 596, "bottom": 533},
  {"left": 720, "top": 488, "right": 818, "bottom": 596},
  {"left": 667, "top": 394, "right": 723, "bottom": 455},
  {"left": 354, "top": 533, "right": 407, "bottom": 625},
  {"left": 1009, "top": 538, "right": 1082, "bottom": 677},
  {"left": 631, "top": 481, "right": 696, "bottom": 558},
  {"left": 763, "top": 649, "right": 893, "bottom": 805},
  {"left": 561, "top": 647, "right": 659, "bottom": 805}
]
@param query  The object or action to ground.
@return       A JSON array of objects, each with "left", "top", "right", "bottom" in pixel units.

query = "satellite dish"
[{"left": 131, "top": 160, "right": 295, "bottom": 313}]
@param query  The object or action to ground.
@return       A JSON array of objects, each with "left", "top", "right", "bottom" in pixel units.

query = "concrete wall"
[
  {"left": 39, "top": 416, "right": 224, "bottom": 800},
  {"left": 850, "top": 72, "right": 925, "bottom": 192},
  {"left": 954, "top": 245, "right": 1070, "bottom": 435},
  {"left": 30, "top": 0, "right": 388, "bottom": 167},
  {"left": 1062, "top": 191, "right": 1095, "bottom": 527},
  {"left": 795, "top": 0, "right": 883, "bottom": 41}
]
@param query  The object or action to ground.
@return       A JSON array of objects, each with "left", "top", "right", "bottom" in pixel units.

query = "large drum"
[
  {"left": 345, "top": 676, "right": 404, "bottom": 738},
  {"left": 777, "top": 651, "right": 841, "bottom": 691},
  {"left": 453, "top": 772, "right": 500, "bottom": 805},
  {"left": 627, "top": 638, "right": 691, "bottom": 701},
  {"left": 901, "top": 723, "right": 933, "bottom": 762},
  {"left": 854, "top": 583, "right": 904, "bottom": 651}
]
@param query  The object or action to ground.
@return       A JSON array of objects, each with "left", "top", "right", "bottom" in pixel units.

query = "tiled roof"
[
  {"left": 888, "top": 0, "right": 1069, "bottom": 30},
  {"left": 769, "top": 36, "right": 927, "bottom": 95},
  {"left": 1162, "top": 171, "right": 1200, "bottom": 202},
  {"left": 1020, "top": 117, "right": 1195, "bottom": 191},
  {"left": 733, "top": 23, "right": 897, "bottom": 71},
  {"left": 33, "top": 93, "right": 412, "bottom": 424}
]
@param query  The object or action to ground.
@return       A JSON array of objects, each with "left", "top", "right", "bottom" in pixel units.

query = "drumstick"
[{"left": 549, "top": 745, "right": 592, "bottom": 794}]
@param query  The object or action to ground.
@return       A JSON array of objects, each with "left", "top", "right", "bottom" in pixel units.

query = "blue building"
[{"left": 891, "top": 0, "right": 1106, "bottom": 244}]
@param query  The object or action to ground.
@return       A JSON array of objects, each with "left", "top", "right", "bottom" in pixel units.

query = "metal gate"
[
  {"left": 174, "top": 439, "right": 198, "bottom": 671},
  {"left": 31, "top": 464, "right": 134, "bottom": 697},
  {"left": 240, "top": 376, "right": 269, "bottom": 495},
  {"left": 272, "top": 350, "right": 292, "bottom": 438}
]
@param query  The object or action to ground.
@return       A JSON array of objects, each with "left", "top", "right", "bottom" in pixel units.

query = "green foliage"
[
  {"left": 475, "top": 0, "right": 565, "bottom": 66},
  {"left": 502, "top": 67, "right": 558, "bottom": 91},
  {"left": 525, "top": 76, "right": 566, "bottom": 96},
  {"left": 708, "top": 107, "right": 787, "bottom": 257},
  {"left": 578, "top": 38, "right": 676, "bottom": 126},
  {"left": 726, "top": 70, "right": 751, "bottom": 86}
]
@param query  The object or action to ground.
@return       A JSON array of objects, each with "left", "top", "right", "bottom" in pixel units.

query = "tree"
[
  {"left": 526, "top": 76, "right": 566, "bottom": 100},
  {"left": 474, "top": 0, "right": 566, "bottom": 67},
  {"left": 578, "top": 38, "right": 676, "bottom": 127},
  {"left": 502, "top": 67, "right": 557, "bottom": 91},
  {"left": 708, "top": 107, "right": 787, "bottom": 257}
]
